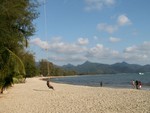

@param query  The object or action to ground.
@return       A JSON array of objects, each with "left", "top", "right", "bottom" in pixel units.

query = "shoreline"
[
  {"left": 0, "top": 77, "right": 150, "bottom": 113},
  {"left": 48, "top": 75, "right": 150, "bottom": 91}
]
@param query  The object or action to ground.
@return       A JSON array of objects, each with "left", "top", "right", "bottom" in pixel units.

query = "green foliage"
[
  {"left": 0, "top": 47, "right": 25, "bottom": 93},
  {"left": 39, "top": 59, "right": 52, "bottom": 76},
  {"left": 21, "top": 51, "right": 37, "bottom": 77},
  {"left": 0, "top": 0, "right": 39, "bottom": 51},
  {"left": 38, "top": 59, "right": 77, "bottom": 76},
  {"left": 0, "top": 0, "right": 39, "bottom": 93},
  {"left": 13, "top": 77, "right": 25, "bottom": 84}
]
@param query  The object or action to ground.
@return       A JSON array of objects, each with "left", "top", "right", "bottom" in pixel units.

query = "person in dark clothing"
[
  {"left": 47, "top": 80, "right": 54, "bottom": 90},
  {"left": 100, "top": 81, "right": 103, "bottom": 87},
  {"left": 135, "top": 80, "right": 139, "bottom": 89}
]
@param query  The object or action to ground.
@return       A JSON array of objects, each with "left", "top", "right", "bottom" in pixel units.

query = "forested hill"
[{"left": 61, "top": 61, "right": 150, "bottom": 75}]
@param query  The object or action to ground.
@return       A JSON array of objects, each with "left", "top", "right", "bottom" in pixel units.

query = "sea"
[{"left": 51, "top": 73, "right": 150, "bottom": 91}]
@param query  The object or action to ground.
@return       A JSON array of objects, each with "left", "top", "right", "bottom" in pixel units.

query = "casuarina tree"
[{"left": 0, "top": 0, "right": 39, "bottom": 93}]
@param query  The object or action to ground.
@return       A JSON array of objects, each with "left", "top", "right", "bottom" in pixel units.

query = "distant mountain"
[
  {"left": 61, "top": 61, "right": 150, "bottom": 75},
  {"left": 110, "top": 62, "right": 142, "bottom": 73},
  {"left": 138, "top": 64, "right": 150, "bottom": 72},
  {"left": 62, "top": 63, "right": 76, "bottom": 70}
]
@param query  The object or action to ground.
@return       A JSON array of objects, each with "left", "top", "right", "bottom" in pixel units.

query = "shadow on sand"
[{"left": 33, "top": 89, "right": 53, "bottom": 92}]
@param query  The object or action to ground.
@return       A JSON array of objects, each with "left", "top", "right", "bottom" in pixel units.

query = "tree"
[
  {"left": 0, "top": 47, "right": 25, "bottom": 93},
  {"left": 0, "top": 0, "right": 39, "bottom": 93},
  {"left": 38, "top": 59, "right": 77, "bottom": 76},
  {"left": 38, "top": 59, "right": 53, "bottom": 76},
  {"left": 21, "top": 51, "right": 38, "bottom": 77},
  {"left": 0, "top": 0, "right": 38, "bottom": 49}
]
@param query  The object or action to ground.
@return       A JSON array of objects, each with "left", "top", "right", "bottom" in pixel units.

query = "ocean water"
[{"left": 51, "top": 73, "right": 150, "bottom": 90}]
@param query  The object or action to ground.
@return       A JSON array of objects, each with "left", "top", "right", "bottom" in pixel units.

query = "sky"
[{"left": 29, "top": 0, "right": 150, "bottom": 66}]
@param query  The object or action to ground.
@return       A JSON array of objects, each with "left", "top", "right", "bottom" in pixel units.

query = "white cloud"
[
  {"left": 123, "top": 41, "right": 150, "bottom": 64},
  {"left": 85, "top": 41, "right": 150, "bottom": 64},
  {"left": 30, "top": 38, "right": 49, "bottom": 50},
  {"left": 84, "top": 0, "right": 115, "bottom": 11},
  {"left": 49, "top": 42, "right": 87, "bottom": 54},
  {"left": 48, "top": 37, "right": 88, "bottom": 54},
  {"left": 97, "top": 14, "right": 132, "bottom": 34},
  {"left": 49, "top": 55, "right": 87, "bottom": 63},
  {"left": 30, "top": 37, "right": 121, "bottom": 64},
  {"left": 77, "top": 37, "right": 89, "bottom": 45},
  {"left": 109, "top": 37, "right": 121, "bottom": 43},
  {"left": 86, "top": 44, "right": 119, "bottom": 59},
  {"left": 124, "top": 45, "right": 137, "bottom": 53},
  {"left": 30, "top": 37, "right": 150, "bottom": 65},
  {"left": 30, "top": 37, "right": 88, "bottom": 55},
  {"left": 124, "top": 42, "right": 150, "bottom": 54},
  {"left": 97, "top": 23, "right": 118, "bottom": 33},
  {"left": 117, "top": 14, "right": 132, "bottom": 26},
  {"left": 51, "top": 36, "right": 62, "bottom": 42}
]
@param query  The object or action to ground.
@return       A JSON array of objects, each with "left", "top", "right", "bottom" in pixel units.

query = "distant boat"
[{"left": 139, "top": 72, "right": 144, "bottom": 75}]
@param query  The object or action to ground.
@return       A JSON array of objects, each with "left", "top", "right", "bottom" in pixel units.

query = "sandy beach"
[{"left": 0, "top": 77, "right": 150, "bottom": 113}]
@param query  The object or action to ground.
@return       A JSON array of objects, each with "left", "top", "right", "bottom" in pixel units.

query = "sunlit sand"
[{"left": 0, "top": 77, "right": 150, "bottom": 113}]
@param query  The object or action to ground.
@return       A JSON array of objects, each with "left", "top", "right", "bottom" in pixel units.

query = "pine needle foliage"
[{"left": 0, "top": 0, "right": 39, "bottom": 93}]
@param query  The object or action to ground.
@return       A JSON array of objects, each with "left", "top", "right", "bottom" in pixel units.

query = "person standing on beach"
[
  {"left": 138, "top": 81, "right": 142, "bottom": 89},
  {"left": 135, "top": 80, "right": 139, "bottom": 89},
  {"left": 132, "top": 80, "right": 135, "bottom": 88},
  {"left": 100, "top": 81, "right": 103, "bottom": 87}
]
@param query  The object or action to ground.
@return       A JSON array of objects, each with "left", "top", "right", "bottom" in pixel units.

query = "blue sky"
[{"left": 29, "top": 0, "right": 150, "bottom": 66}]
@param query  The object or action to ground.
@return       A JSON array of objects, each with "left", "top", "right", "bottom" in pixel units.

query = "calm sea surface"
[{"left": 51, "top": 73, "right": 150, "bottom": 90}]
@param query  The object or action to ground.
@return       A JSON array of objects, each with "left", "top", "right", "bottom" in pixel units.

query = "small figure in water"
[{"left": 47, "top": 80, "right": 54, "bottom": 90}]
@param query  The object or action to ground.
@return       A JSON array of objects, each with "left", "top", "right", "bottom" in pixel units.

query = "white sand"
[{"left": 0, "top": 77, "right": 150, "bottom": 113}]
